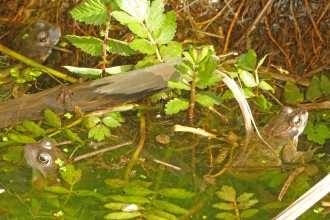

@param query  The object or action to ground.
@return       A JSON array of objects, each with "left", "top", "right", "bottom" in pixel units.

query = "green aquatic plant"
[{"left": 212, "top": 185, "right": 259, "bottom": 219}]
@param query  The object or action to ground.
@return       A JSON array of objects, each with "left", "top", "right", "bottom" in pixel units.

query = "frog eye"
[
  {"left": 38, "top": 154, "right": 50, "bottom": 164},
  {"left": 38, "top": 32, "right": 48, "bottom": 42},
  {"left": 293, "top": 115, "right": 301, "bottom": 126}
]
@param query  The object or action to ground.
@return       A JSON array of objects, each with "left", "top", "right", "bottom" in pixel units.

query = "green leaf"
[
  {"left": 165, "top": 98, "right": 189, "bottom": 115},
  {"left": 3, "top": 146, "right": 24, "bottom": 163},
  {"left": 243, "top": 87, "right": 255, "bottom": 98},
  {"left": 10, "top": 68, "right": 20, "bottom": 77},
  {"left": 283, "top": 80, "right": 304, "bottom": 104},
  {"left": 159, "top": 41, "right": 183, "bottom": 62},
  {"left": 157, "top": 188, "right": 195, "bottom": 199},
  {"left": 104, "top": 202, "right": 129, "bottom": 210},
  {"left": 65, "top": 36, "right": 103, "bottom": 56},
  {"left": 88, "top": 124, "right": 111, "bottom": 141},
  {"left": 130, "top": 39, "right": 156, "bottom": 54},
  {"left": 8, "top": 134, "right": 36, "bottom": 144},
  {"left": 256, "top": 94, "right": 272, "bottom": 110},
  {"left": 104, "top": 112, "right": 124, "bottom": 122},
  {"left": 22, "top": 120, "right": 46, "bottom": 137},
  {"left": 116, "top": 0, "right": 149, "bottom": 22},
  {"left": 216, "top": 185, "right": 236, "bottom": 202},
  {"left": 102, "top": 117, "right": 121, "bottom": 128},
  {"left": 109, "top": 195, "right": 150, "bottom": 205},
  {"left": 104, "top": 178, "right": 126, "bottom": 188},
  {"left": 44, "top": 186, "right": 70, "bottom": 194},
  {"left": 306, "top": 76, "right": 322, "bottom": 101},
  {"left": 195, "top": 91, "right": 222, "bottom": 107},
  {"left": 60, "top": 163, "right": 82, "bottom": 186},
  {"left": 146, "top": 209, "right": 177, "bottom": 220},
  {"left": 212, "top": 202, "right": 235, "bottom": 210},
  {"left": 315, "top": 124, "right": 330, "bottom": 138},
  {"left": 320, "top": 74, "right": 330, "bottom": 95},
  {"left": 123, "top": 186, "right": 154, "bottom": 196},
  {"left": 168, "top": 78, "right": 191, "bottom": 90},
  {"left": 215, "top": 212, "right": 236, "bottom": 219},
  {"left": 127, "top": 22, "right": 148, "bottom": 38},
  {"left": 44, "top": 108, "right": 61, "bottom": 128},
  {"left": 239, "top": 69, "right": 257, "bottom": 87},
  {"left": 61, "top": 128, "right": 84, "bottom": 144},
  {"left": 145, "top": 0, "right": 165, "bottom": 33},
  {"left": 236, "top": 49, "right": 257, "bottom": 70},
  {"left": 63, "top": 65, "right": 133, "bottom": 79},
  {"left": 258, "top": 80, "right": 275, "bottom": 94},
  {"left": 240, "top": 209, "right": 259, "bottom": 218},
  {"left": 256, "top": 53, "right": 270, "bottom": 70},
  {"left": 104, "top": 211, "right": 141, "bottom": 220},
  {"left": 174, "top": 61, "right": 193, "bottom": 80},
  {"left": 112, "top": 11, "right": 138, "bottom": 25},
  {"left": 153, "top": 200, "right": 189, "bottom": 215},
  {"left": 238, "top": 199, "right": 259, "bottom": 209},
  {"left": 153, "top": 11, "right": 177, "bottom": 44},
  {"left": 107, "top": 38, "right": 138, "bottom": 56},
  {"left": 70, "top": 0, "right": 108, "bottom": 26}
]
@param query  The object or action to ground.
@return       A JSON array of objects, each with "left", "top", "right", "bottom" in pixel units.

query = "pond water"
[{"left": 0, "top": 110, "right": 328, "bottom": 220}]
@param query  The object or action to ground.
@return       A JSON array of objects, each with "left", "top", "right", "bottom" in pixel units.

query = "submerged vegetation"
[{"left": 0, "top": 0, "right": 330, "bottom": 219}]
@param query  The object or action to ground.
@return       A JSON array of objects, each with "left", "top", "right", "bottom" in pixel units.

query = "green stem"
[{"left": 0, "top": 44, "right": 77, "bottom": 83}]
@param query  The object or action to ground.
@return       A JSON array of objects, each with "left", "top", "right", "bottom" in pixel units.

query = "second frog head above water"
[{"left": 21, "top": 20, "right": 61, "bottom": 63}]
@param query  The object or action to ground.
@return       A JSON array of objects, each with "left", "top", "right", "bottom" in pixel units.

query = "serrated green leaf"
[
  {"left": 239, "top": 69, "right": 257, "bottom": 87},
  {"left": 315, "top": 124, "right": 330, "bottom": 138},
  {"left": 61, "top": 128, "right": 84, "bottom": 144},
  {"left": 104, "top": 112, "right": 124, "bottom": 122},
  {"left": 8, "top": 134, "right": 36, "bottom": 144},
  {"left": 153, "top": 200, "right": 188, "bottom": 215},
  {"left": 236, "top": 49, "right": 257, "bottom": 70},
  {"left": 212, "top": 202, "right": 235, "bottom": 210},
  {"left": 65, "top": 36, "right": 103, "bottom": 56},
  {"left": 123, "top": 186, "right": 154, "bottom": 196},
  {"left": 104, "top": 211, "right": 141, "bottom": 220},
  {"left": 320, "top": 74, "right": 330, "bottom": 95},
  {"left": 168, "top": 78, "right": 191, "bottom": 90},
  {"left": 89, "top": 116, "right": 101, "bottom": 124},
  {"left": 174, "top": 62, "right": 193, "bottom": 80},
  {"left": 130, "top": 39, "right": 156, "bottom": 54},
  {"left": 196, "top": 73, "right": 223, "bottom": 89},
  {"left": 112, "top": 11, "right": 138, "bottom": 25},
  {"left": 127, "top": 22, "right": 148, "bottom": 38},
  {"left": 238, "top": 199, "right": 259, "bottom": 209},
  {"left": 107, "top": 38, "right": 138, "bottom": 55},
  {"left": 145, "top": 0, "right": 165, "bottom": 33},
  {"left": 102, "top": 117, "right": 121, "bottom": 127},
  {"left": 306, "top": 76, "right": 322, "bottom": 100},
  {"left": 3, "top": 146, "right": 24, "bottom": 163},
  {"left": 183, "top": 51, "right": 195, "bottom": 64},
  {"left": 60, "top": 163, "right": 82, "bottom": 186},
  {"left": 165, "top": 98, "right": 189, "bottom": 115},
  {"left": 240, "top": 209, "right": 259, "bottom": 218},
  {"left": 63, "top": 65, "right": 133, "bottom": 79},
  {"left": 153, "top": 11, "right": 176, "bottom": 44},
  {"left": 159, "top": 41, "right": 183, "bottom": 62},
  {"left": 256, "top": 53, "right": 271, "bottom": 70},
  {"left": 216, "top": 185, "right": 236, "bottom": 202},
  {"left": 44, "top": 108, "right": 61, "bottom": 128},
  {"left": 258, "top": 80, "right": 275, "bottom": 94},
  {"left": 44, "top": 186, "right": 70, "bottom": 194},
  {"left": 109, "top": 195, "right": 150, "bottom": 205},
  {"left": 70, "top": 0, "right": 108, "bottom": 26},
  {"left": 88, "top": 124, "right": 111, "bottom": 141},
  {"left": 157, "top": 188, "right": 195, "bottom": 199},
  {"left": 195, "top": 91, "right": 222, "bottom": 107},
  {"left": 283, "top": 80, "right": 304, "bottom": 104},
  {"left": 214, "top": 212, "right": 236, "bottom": 219},
  {"left": 116, "top": 0, "right": 149, "bottom": 22}
]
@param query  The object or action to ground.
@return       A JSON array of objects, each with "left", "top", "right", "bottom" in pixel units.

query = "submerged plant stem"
[{"left": 124, "top": 111, "right": 145, "bottom": 182}]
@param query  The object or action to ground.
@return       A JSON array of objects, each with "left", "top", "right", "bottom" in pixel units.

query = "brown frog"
[
  {"left": 21, "top": 21, "right": 61, "bottom": 63},
  {"left": 24, "top": 138, "right": 66, "bottom": 181},
  {"left": 229, "top": 107, "right": 317, "bottom": 175}
]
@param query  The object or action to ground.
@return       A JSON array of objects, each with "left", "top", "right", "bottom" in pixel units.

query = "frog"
[
  {"left": 24, "top": 138, "right": 66, "bottom": 181},
  {"left": 21, "top": 20, "right": 61, "bottom": 63},
  {"left": 229, "top": 107, "right": 318, "bottom": 176}
]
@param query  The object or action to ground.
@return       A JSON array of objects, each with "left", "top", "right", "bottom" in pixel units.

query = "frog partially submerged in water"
[
  {"left": 229, "top": 107, "right": 318, "bottom": 176},
  {"left": 21, "top": 21, "right": 61, "bottom": 63},
  {"left": 24, "top": 138, "right": 66, "bottom": 181}
]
